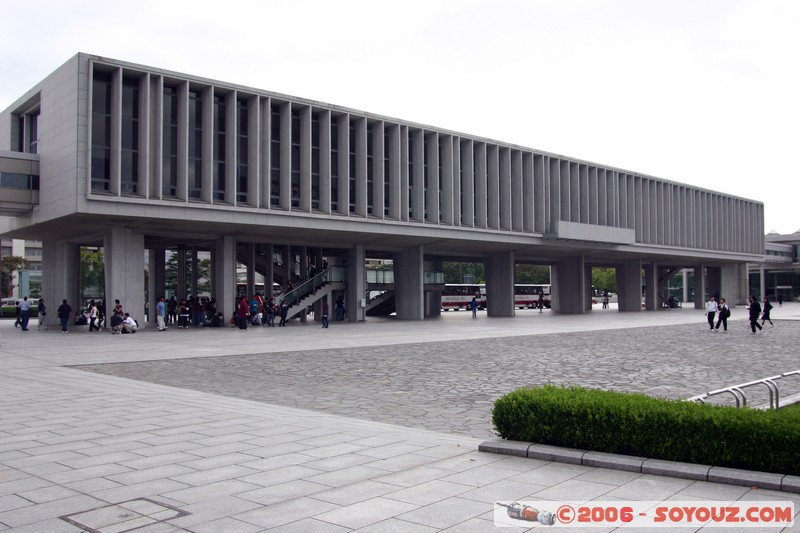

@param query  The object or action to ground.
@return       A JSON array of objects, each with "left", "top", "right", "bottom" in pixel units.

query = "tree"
[
  {"left": 165, "top": 250, "right": 211, "bottom": 297},
  {"left": 591, "top": 267, "right": 617, "bottom": 294},
  {"left": 81, "top": 248, "right": 105, "bottom": 299},
  {"left": 443, "top": 262, "right": 485, "bottom": 284},
  {"left": 516, "top": 265, "right": 550, "bottom": 284},
  {"left": 1, "top": 255, "right": 29, "bottom": 297}
]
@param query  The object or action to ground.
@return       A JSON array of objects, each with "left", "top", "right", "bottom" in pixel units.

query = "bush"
[{"left": 492, "top": 385, "right": 800, "bottom": 475}]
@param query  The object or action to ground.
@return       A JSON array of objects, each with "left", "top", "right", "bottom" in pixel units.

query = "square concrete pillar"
[
  {"left": 693, "top": 264, "right": 706, "bottom": 309},
  {"left": 485, "top": 251, "right": 515, "bottom": 317},
  {"left": 394, "top": 245, "right": 424, "bottom": 320},
  {"left": 345, "top": 244, "right": 366, "bottom": 322},
  {"left": 707, "top": 266, "right": 721, "bottom": 302},
  {"left": 214, "top": 236, "right": 236, "bottom": 321},
  {"left": 424, "top": 258, "right": 443, "bottom": 317},
  {"left": 104, "top": 227, "right": 145, "bottom": 325},
  {"left": 552, "top": 255, "right": 586, "bottom": 314},
  {"left": 720, "top": 264, "right": 740, "bottom": 308},
  {"left": 42, "top": 240, "right": 80, "bottom": 327},
  {"left": 149, "top": 248, "right": 166, "bottom": 324},
  {"left": 616, "top": 260, "right": 642, "bottom": 312},
  {"left": 643, "top": 263, "right": 658, "bottom": 311}
]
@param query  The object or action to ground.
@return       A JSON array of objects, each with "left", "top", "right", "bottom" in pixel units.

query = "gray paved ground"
[
  {"left": 1, "top": 304, "right": 799, "bottom": 532},
  {"left": 76, "top": 316, "right": 800, "bottom": 439}
]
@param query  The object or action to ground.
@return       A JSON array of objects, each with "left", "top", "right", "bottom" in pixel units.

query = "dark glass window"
[
  {"left": 237, "top": 99, "right": 248, "bottom": 204},
  {"left": 367, "top": 123, "right": 374, "bottom": 215},
  {"left": 188, "top": 89, "right": 203, "bottom": 199},
  {"left": 270, "top": 105, "right": 281, "bottom": 206},
  {"left": 291, "top": 109, "right": 300, "bottom": 208},
  {"left": 213, "top": 94, "right": 226, "bottom": 201},
  {"left": 423, "top": 136, "right": 429, "bottom": 220},
  {"left": 91, "top": 71, "right": 112, "bottom": 192},
  {"left": 330, "top": 120, "right": 339, "bottom": 212},
  {"left": 384, "top": 129, "right": 390, "bottom": 216},
  {"left": 311, "top": 113, "right": 320, "bottom": 210},
  {"left": 349, "top": 122, "right": 356, "bottom": 213},
  {"left": 408, "top": 131, "right": 414, "bottom": 218},
  {"left": 162, "top": 86, "right": 178, "bottom": 198},
  {"left": 121, "top": 77, "right": 140, "bottom": 194}
]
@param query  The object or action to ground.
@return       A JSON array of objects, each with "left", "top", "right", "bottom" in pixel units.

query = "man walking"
[
  {"left": 57, "top": 299, "right": 72, "bottom": 333},
  {"left": 156, "top": 296, "right": 167, "bottom": 331},
  {"left": 18, "top": 296, "right": 32, "bottom": 331}
]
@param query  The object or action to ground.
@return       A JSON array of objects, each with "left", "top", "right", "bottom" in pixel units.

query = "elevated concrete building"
[{"left": 0, "top": 53, "right": 764, "bottom": 325}]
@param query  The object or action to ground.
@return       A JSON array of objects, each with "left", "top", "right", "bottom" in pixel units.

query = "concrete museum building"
[{"left": 0, "top": 54, "right": 765, "bottom": 326}]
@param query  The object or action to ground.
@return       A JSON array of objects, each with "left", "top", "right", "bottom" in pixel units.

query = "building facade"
[{"left": 0, "top": 53, "right": 765, "bottom": 325}]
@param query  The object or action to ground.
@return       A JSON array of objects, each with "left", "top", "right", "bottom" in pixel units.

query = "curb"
[{"left": 478, "top": 440, "right": 800, "bottom": 494}]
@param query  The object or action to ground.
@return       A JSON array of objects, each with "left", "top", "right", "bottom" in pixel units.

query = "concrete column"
[
  {"left": 246, "top": 242, "right": 256, "bottom": 297},
  {"left": 191, "top": 247, "right": 199, "bottom": 298},
  {"left": 694, "top": 264, "right": 706, "bottom": 309},
  {"left": 552, "top": 256, "right": 587, "bottom": 314},
  {"left": 149, "top": 248, "right": 166, "bottom": 323},
  {"left": 299, "top": 247, "right": 309, "bottom": 323},
  {"left": 616, "top": 260, "right": 642, "bottom": 312},
  {"left": 737, "top": 263, "right": 749, "bottom": 306},
  {"left": 264, "top": 244, "right": 275, "bottom": 297},
  {"left": 41, "top": 240, "right": 80, "bottom": 327},
  {"left": 642, "top": 263, "right": 658, "bottom": 311},
  {"left": 584, "top": 263, "right": 593, "bottom": 312},
  {"left": 282, "top": 245, "right": 292, "bottom": 289},
  {"left": 345, "top": 244, "right": 366, "bottom": 322},
  {"left": 759, "top": 265, "right": 766, "bottom": 300},
  {"left": 707, "top": 266, "right": 721, "bottom": 301},
  {"left": 485, "top": 252, "right": 515, "bottom": 317},
  {"left": 394, "top": 245, "right": 424, "bottom": 320},
  {"left": 104, "top": 227, "right": 145, "bottom": 325},
  {"left": 214, "top": 236, "right": 236, "bottom": 321},
  {"left": 720, "top": 264, "right": 739, "bottom": 307},
  {"left": 424, "top": 258, "right": 443, "bottom": 317},
  {"left": 682, "top": 269, "right": 689, "bottom": 303},
  {"left": 177, "top": 246, "right": 187, "bottom": 298}
]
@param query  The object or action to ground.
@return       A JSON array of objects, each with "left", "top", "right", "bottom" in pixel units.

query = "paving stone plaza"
[{"left": 1, "top": 305, "right": 799, "bottom": 531}]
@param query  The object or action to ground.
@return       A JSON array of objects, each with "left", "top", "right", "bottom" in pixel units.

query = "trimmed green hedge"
[{"left": 492, "top": 385, "right": 800, "bottom": 476}]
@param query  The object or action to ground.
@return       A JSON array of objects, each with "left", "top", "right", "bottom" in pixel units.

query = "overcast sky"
[{"left": 2, "top": 0, "right": 797, "bottom": 234}]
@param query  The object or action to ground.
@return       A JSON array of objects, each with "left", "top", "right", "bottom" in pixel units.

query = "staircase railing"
[{"left": 281, "top": 267, "right": 346, "bottom": 308}]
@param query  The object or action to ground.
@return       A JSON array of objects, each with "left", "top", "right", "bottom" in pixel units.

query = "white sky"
[{"left": 2, "top": 0, "right": 798, "bottom": 234}]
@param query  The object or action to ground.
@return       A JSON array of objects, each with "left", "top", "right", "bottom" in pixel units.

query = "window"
[
  {"left": 121, "top": 77, "right": 140, "bottom": 194},
  {"left": 349, "top": 122, "right": 356, "bottom": 213},
  {"left": 91, "top": 71, "right": 112, "bottom": 192},
  {"left": 188, "top": 89, "right": 203, "bottom": 199},
  {"left": 330, "top": 119, "right": 339, "bottom": 212},
  {"left": 367, "top": 123, "right": 374, "bottom": 215},
  {"left": 237, "top": 99, "right": 248, "bottom": 204},
  {"left": 291, "top": 108, "right": 300, "bottom": 208},
  {"left": 311, "top": 113, "right": 320, "bottom": 210},
  {"left": 162, "top": 86, "right": 178, "bottom": 198},
  {"left": 213, "top": 94, "right": 226, "bottom": 201},
  {"left": 384, "top": 128, "right": 391, "bottom": 216},
  {"left": 270, "top": 104, "right": 281, "bottom": 207}
]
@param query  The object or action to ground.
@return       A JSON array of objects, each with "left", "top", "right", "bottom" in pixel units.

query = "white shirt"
[
  {"left": 123, "top": 316, "right": 137, "bottom": 328},
  {"left": 706, "top": 300, "right": 719, "bottom": 313}
]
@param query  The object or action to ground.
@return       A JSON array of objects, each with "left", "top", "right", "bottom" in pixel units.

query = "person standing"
[
  {"left": 57, "top": 299, "right": 72, "bottom": 333},
  {"left": 714, "top": 298, "right": 730, "bottom": 332},
  {"left": 237, "top": 295, "right": 249, "bottom": 330},
  {"left": 761, "top": 297, "right": 774, "bottom": 327},
  {"left": 37, "top": 298, "right": 47, "bottom": 330},
  {"left": 321, "top": 300, "right": 329, "bottom": 328},
  {"left": 156, "top": 296, "right": 167, "bottom": 331},
  {"left": 87, "top": 300, "right": 100, "bottom": 332},
  {"left": 748, "top": 296, "right": 763, "bottom": 334},
  {"left": 335, "top": 295, "right": 345, "bottom": 321},
  {"left": 279, "top": 300, "right": 289, "bottom": 327},
  {"left": 705, "top": 295, "right": 718, "bottom": 331},
  {"left": 18, "top": 296, "right": 32, "bottom": 331},
  {"left": 470, "top": 296, "right": 478, "bottom": 318}
]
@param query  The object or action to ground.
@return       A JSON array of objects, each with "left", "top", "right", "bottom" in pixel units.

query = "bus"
[
  {"left": 441, "top": 284, "right": 551, "bottom": 310},
  {"left": 441, "top": 284, "right": 486, "bottom": 310},
  {"left": 513, "top": 284, "right": 551, "bottom": 309},
  {"left": 236, "top": 282, "right": 282, "bottom": 297}
]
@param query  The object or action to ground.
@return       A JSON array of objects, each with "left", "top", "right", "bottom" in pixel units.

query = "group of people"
[{"left": 705, "top": 295, "right": 775, "bottom": 333}]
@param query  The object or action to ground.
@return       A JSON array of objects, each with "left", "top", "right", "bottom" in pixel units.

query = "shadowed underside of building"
[{"left": 0, "top": 53, "right": 764, "bottom": 325}]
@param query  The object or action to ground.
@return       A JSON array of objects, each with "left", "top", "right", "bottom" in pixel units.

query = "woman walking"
[{"left": 761, "top": 297, "right": 774, "bottom": 327}]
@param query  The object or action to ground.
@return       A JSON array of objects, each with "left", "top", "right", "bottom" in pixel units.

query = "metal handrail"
[{"left": 688, "top": 372, "right": 797, "bottom": 410}]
